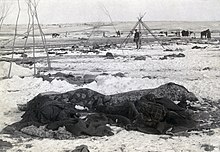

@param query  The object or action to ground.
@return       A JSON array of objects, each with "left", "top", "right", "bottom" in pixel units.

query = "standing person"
[
  {"left": 134, "top": 29, "right": 140, "bottom": 49},
  {"left": 116, "top": 30, "right": 121, "bottom": 37}
]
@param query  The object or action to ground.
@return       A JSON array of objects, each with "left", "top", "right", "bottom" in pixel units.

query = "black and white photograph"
[{"left": 0, "top": 0, "right": 220, "bottom": 151}]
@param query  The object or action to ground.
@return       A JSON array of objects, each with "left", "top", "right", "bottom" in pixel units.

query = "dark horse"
[
  {"left": 52, "top": 33, "right": 60, "bottom": 38},
  {"left": 181, "top": 30, "right": 193, "bottom": 37},
  {"left": 201, "top": 29, "right": 211, "bottom": 39}
]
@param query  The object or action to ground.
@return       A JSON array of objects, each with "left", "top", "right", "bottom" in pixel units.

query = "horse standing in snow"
[
  {"left": 52, "top": 33, "right": 60, "bottom": 38},
  {"left": 201, "top": 29, "right": 211, "bottom": 39}
]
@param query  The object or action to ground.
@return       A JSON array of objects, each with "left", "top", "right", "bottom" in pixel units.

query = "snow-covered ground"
[{"left": 0, "top": 42, "right": 220, "bottom": 151}]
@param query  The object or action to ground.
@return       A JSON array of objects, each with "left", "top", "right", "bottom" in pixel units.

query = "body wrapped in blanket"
[{"left": 2, "top": 82, "right": 198, "bottom": 138}]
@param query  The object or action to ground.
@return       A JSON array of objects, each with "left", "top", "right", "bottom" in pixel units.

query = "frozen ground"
[
  {"left": 0, "top": 40, "right": 220, "bottom": 151},
  {"left": 1, "top": 21, "right": 220, "bottom": 48}
]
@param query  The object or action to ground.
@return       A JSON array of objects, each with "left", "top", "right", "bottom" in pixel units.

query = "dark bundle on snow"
[
  {"left": 105, "top": 52, "right": 114, "bottom": 59},
  {"left": 92, "top": 43, "right": 100, "bottom": 49},
  {"left": 1, "top": 83, "right": 201, "bottom": 139},
  {"left": 192, "top": 46, "right": 207, "bottom": 49},
  {"left": 36, "top": 72, "right": 96, "bottom": 85},
  {"left": 0, "top": 139, "right": 13, "bottom": 151},
  {"left": 163, "top": 49, "right": 173, "bottom": 52},
  {"left": 160, "top": 53, "right": 185, "bottom": 60},
  {"left": 112, "top": 72, "right": 125, "bottom": 77},
  {"left": 72, "top": 145, "right": 90, "bottom": 152},
  {"left": 202, "top": 67, "right": 211, "bottom": 71},
  {"left": 134, "top": 56, "right": 146, "bottom": 60},
  {"left": 21, "top": 53, "right": 28, "bottom": 58}
]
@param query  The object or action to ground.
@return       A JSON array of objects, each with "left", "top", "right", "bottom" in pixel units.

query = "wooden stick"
[
  {"left": 32, "top": 0, "right": 51, "bottom": 69},
  {"left": 8, "top": 0, "right": 21, "bottom": 78},
  {"left": 22, "top": 1, "right": 32, "bottom": 67},
  {"left": 32, "top": 8, "right": 36, "bottom": 75}
]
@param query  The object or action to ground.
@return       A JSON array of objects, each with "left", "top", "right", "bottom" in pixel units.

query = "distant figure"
[
  {"left": 65, "top": 31, "right": 69, "bottom": 37},
  {"left": 207, "top": 30, "right": 211, "bottom": 39},
  {"left": 134, "top": 29, "right": 140, "bottom": 49},
  {"left": 116, "top": 31, "right": 121, "bottom": 37},
  {"left": 176, "top": 31, "right": 181, "bottom": 37},
  {"left": 103, "top": 32, "right": 106, "bottom": 37},
  {"left": 201, "top": 29, "right": 211, "bottom": 39},
  {"left": 52, "top": 33, "right": 60, "bottom": 38}
]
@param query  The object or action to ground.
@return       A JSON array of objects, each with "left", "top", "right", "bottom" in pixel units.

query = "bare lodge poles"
[
  {"left": 8, "top": 0, "right": 51, "bottom": 78},
  {"left": 31, "top": 0, "right": 51, "bottom": 69},
  {"left": 100, "top": 4, "right": 117, "bottom": 34},
  {"left": 8, "top": 0, "right": 21, "bottom": 78},
  {"left": 27, "top": 0, "right": 51, "bottom": 69},
  {"left": 120, "top": 14, "right": 166, "bottom": 49}
]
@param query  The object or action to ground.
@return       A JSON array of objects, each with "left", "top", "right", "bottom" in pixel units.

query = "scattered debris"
[
  {"left": 175, "top": 48, "right": 184, "bottom": 51},
  {"left": 164, "top": 48, "right": 184, "bottom": 52},
  {"left": 192, "top": 46, "right": 207, "bottom": 49},
  {"left": 99, "top": 72, "right": 109, "bottom": 76},
  {"left": 112, "top": 72, "right": 125, "bottom": 77},
  {"left": 164, "top": 49, "right": 173, "bottom": 52},
  {"left": 160, "top": 53, "right": 185, "bottom": 60},
  {"left": 106, "top": 52, "right": 114, "bottom": 59},
  {"left": 76, "top": 48, "right": 99, "bottom": 54},
  {"left": 21, "top": 53, "right": 28, "bottom": 58},
  {"left": 78, "top": 37, "right": 88, "bottom": 40},
  {"left": 202, "top": 67, "right": 211, "bottom": 71},
  {"left": 72, "top": 145, "right": 90, "bottom": 152},
  {"left": 25, "top": 144, "right": 33, "bottom": 149},
  {"left": 142, "top": 75, "right": 158, "bottom": 79},
  {"left": 72, "top": 45, "right": 79, "bottom": 49},
  {"left": 56, "top": 52, "right": 68, "bottom": 55},
  {"left": 48, "top": 51, "right": 56, "bottom": 54},
  {"left": 201, "top": 144, "right": 216, "bottom": 151},
  {"left": 0, "top": 139, "right": 13, "bottom": 151},
  {"left": 83, "top": 74, "right": 97, "bottom": 83},
  {"left": 134, "top": 56, "right": 146, "bottom": 60},
  {"left": 36, "top": 72, "right": 97, "bottom": 85},
  {"left": 92, "top": 43, "right": 100, "bottom": 49}
]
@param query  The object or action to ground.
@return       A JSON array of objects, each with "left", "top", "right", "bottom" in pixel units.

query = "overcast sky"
[{"left": 4, "top": 0, "right": 220, "bottom": 24}]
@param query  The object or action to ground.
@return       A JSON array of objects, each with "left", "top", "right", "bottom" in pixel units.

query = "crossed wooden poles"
[
  {"left": 120, "top": 15, "right": 165, "bottom": 49},
  {"left": 8, "top": 0, "right": 51, "bottom": 78}
]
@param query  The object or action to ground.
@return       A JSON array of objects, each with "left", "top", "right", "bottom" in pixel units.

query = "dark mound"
[{"left": 2, "top": 83, "right": 200, "bottom": 139}]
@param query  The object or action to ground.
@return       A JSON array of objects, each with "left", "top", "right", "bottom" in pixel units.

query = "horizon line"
[{"left": 3, "top": 20, "right": 220, "bottom": 25}]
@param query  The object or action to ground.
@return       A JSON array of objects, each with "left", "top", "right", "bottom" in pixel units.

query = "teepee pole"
[
  {"left": 31, "top": 0, "right": 51, "bottom": 69},
  {"left": 31, "top": 8, "right": 36, "bottom": 75},
  {"left": 8, "top": 0, "right": 21, "bottom": 78},
  {"left": 120, "top": 15, "right": 145, "bottom": 48},
  {"left": 120, "top": 21, "right": 139, "bottom": 48},
  {"left": 140, "top": 20, "right": 165, "bottom": 49},
  {"left": 138, "top": 19, "right": 142, "bottom": 49},
  {"left": 22, "top": 2, "right": 32, "bottom": 67}
]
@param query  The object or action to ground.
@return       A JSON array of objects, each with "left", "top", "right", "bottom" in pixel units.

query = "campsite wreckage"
[
  {"left": 1, "top": 16, "right": 220, "bottom": 139},
  {"left": 1, "top": 1, "right": 220, "bottom": 151},
  {"left": 1, "top": 14, "right": 220, "bottom": 137}
]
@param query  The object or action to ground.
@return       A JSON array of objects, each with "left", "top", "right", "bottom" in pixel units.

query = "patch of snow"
[
  {"left": 0, "top": 42, "right": 220, "bottom": 152},
  {"left": 0, "top": 61, "right": 34, "bottom": 78}
]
